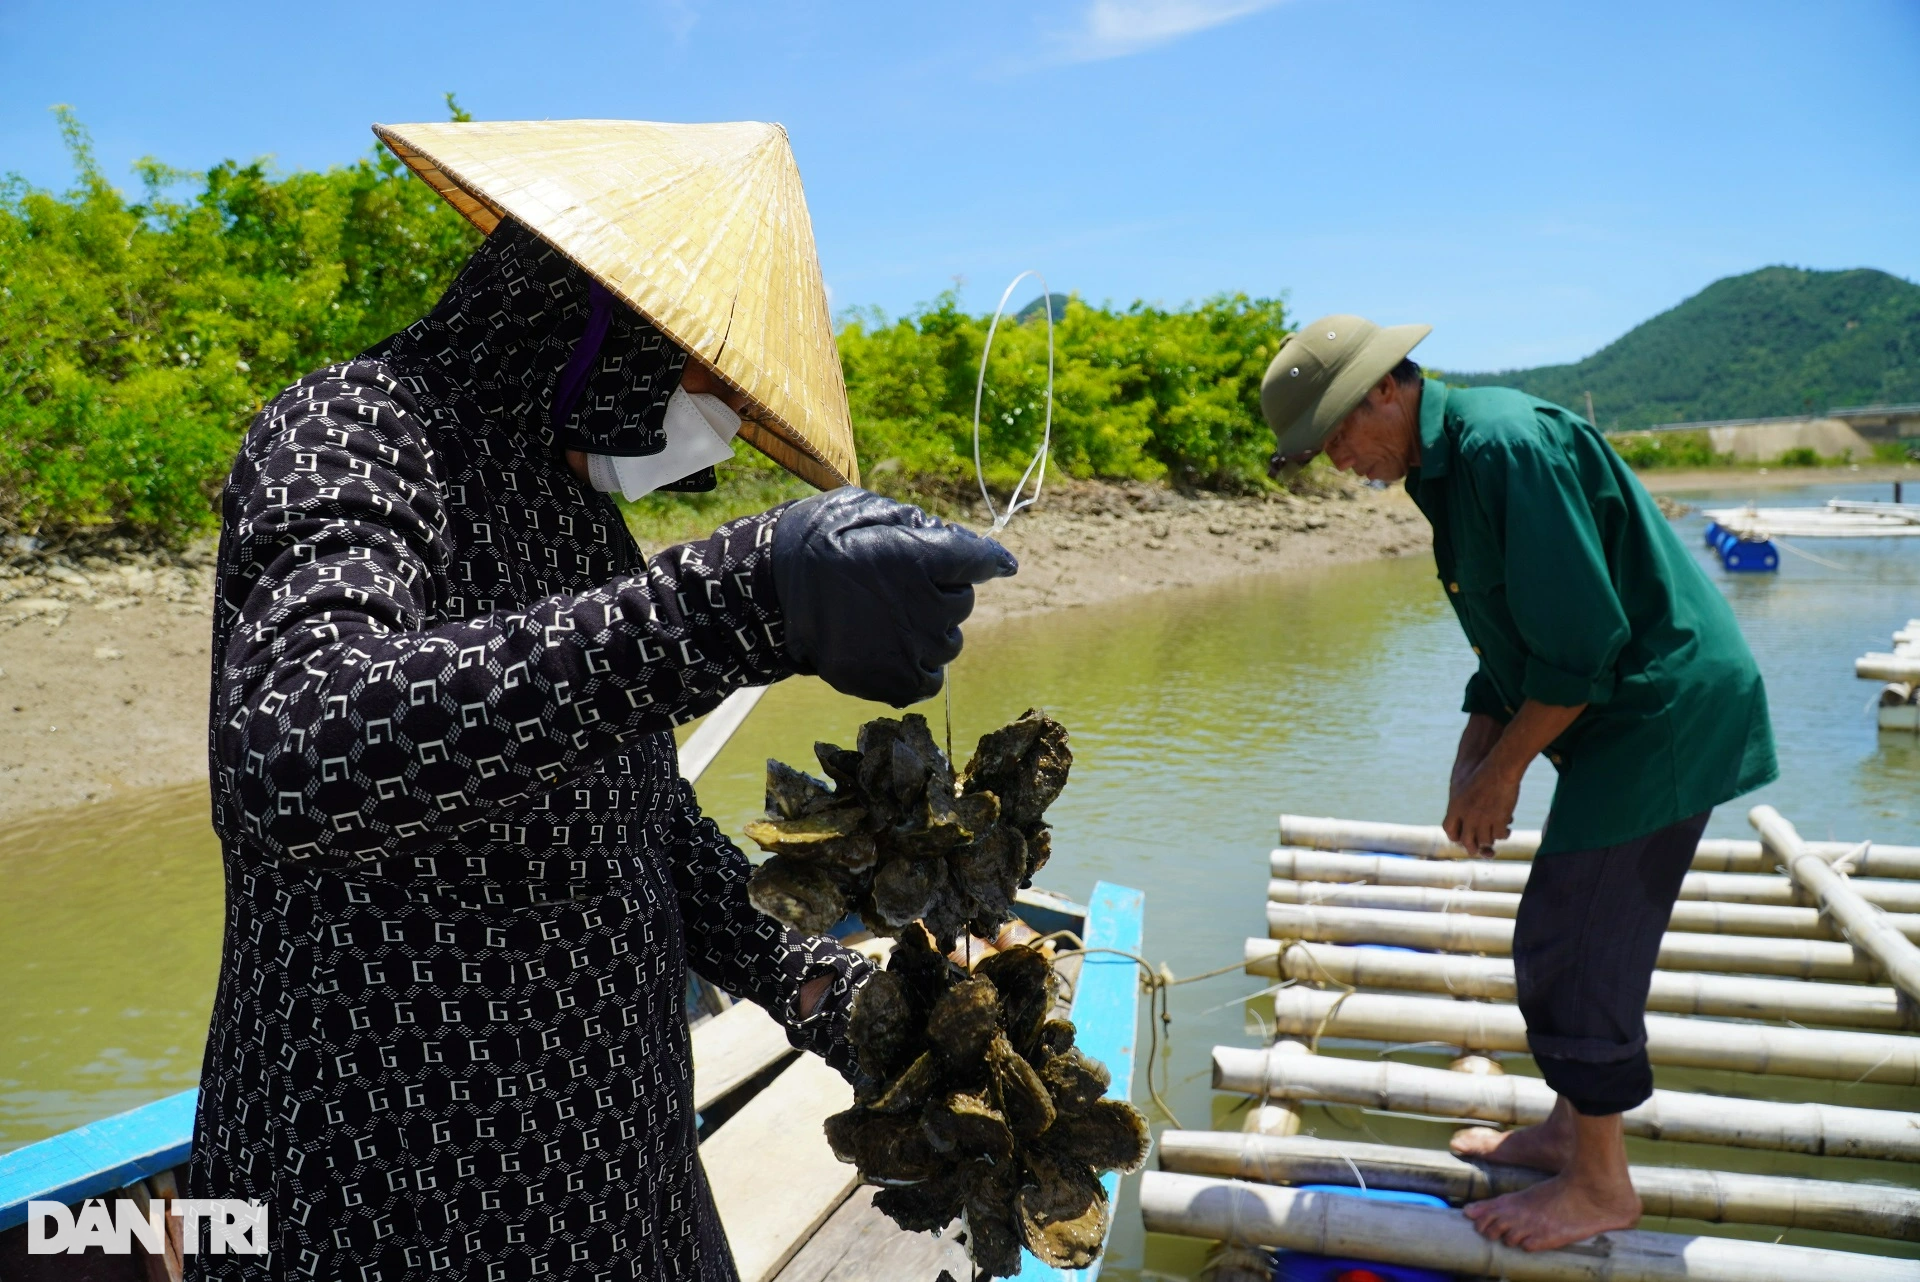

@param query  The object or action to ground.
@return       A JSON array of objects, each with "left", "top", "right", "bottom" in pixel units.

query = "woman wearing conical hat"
[{"left": 186, "top": 122, "right": 1013, "bottom": 1279}]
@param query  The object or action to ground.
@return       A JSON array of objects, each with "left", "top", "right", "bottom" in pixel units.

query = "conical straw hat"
[{"left": 373, "top": 119, "right": 858, "bottom": 490}]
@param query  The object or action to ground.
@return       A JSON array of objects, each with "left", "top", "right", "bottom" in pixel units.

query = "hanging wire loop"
[{"left": 972, "top": 270, "right": 1056, "bottom": 534}]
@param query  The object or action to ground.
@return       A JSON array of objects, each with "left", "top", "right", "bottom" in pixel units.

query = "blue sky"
[{"left": 3, "top": 0, "right": 1916, "bottom": 372}]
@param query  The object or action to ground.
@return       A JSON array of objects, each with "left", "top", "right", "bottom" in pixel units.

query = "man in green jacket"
[{"left": 1261, "top": 316, "right": 1777, "bottom": 1252}]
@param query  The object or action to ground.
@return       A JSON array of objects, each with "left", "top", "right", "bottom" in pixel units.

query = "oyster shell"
[
  {"left": 962, "top": 709, "right": 1071, "bottom": 830},
  {"left": 974, "top": 945, "right": 1053, "bottom": 1057},
  {"left": 870, "top": 852, "right": 946, "bottom": 931},
  {"left": 847, "top": 971, "right": 921, "bottom": 1081},
  {"left": 745, "top": 711, "right": 1069, "bottom": 952},
  {"left": 744, "top": 856, "right": 846, "bottom": 935},
  {"left": 962, "top": 1159, "right": 1023, "bottom": 1279},
  {"left": 1014, "top": 1149, "right": 1108, "bottom": 1269},
  {"left": 822, "top": 1110, "right": 943, "bottom": 1184},
  {"left": 822, "top": 829, "right": 1147, "bottom": 1279},
  {"left": 921, "top": 1090, "right": 1014, "bottom": 1164},
  {"left": 871, "top": 1051, "right": 944, "bottom": 1115},
  {"left": 1039, "top": 1046, "right": 1111, "bottom": 1116},
  {"left": 1032, "top": 1018, "right": 1077, "bottom": 1064},
  {"left": 889, "top": 922, "right": 966, "bottom": 1013},
  {"left": 766, "top": 758, "right": 836, "bottom": 819},
  {"left": 927, "top": 978, "right": 1001, "bottom": 1067},
  {"left": 987, "top": 1032, "right": 1056, "bottom": 1141},
  {"left": 815, "top": 742, "right": 864, "bottom": 792},
  {"left": 873, "top": 1166, "right": 970, "bottom": 1234},
  {"left": 948, "top": 823, "right": 1027, "bottom": 938},
  {"left": 1038, "top": 1098, "right": 1151, "bottom": 1174}
]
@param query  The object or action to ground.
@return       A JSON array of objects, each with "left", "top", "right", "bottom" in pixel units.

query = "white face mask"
[{"left": 585, "top": 386, "right": 743, "bottom": 501}]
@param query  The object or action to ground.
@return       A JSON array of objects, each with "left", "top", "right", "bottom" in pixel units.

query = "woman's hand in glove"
[{"left": 772, "top": 488, "right": 1017, "bottom": 707}]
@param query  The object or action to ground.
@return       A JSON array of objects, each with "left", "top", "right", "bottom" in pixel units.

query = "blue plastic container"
[
  {"left": 1271, "top": 1186, "right": 1456, "bottom": 1282},
  {"left": 1704, "top": 521, "right": 1778, "bottom": 572}
]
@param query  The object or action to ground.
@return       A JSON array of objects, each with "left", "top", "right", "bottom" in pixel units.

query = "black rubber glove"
[{"left": 772, "top": 488, "right": 1018, "bottom": 707}]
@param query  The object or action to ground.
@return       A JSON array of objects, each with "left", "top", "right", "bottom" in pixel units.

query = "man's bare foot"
[
  {"left": 1463, "top": 1171, "right": 1642, "bottom": 1251},
  {"left": 1448, "top": 1108, "right": 1574, "bottom": 1172}
]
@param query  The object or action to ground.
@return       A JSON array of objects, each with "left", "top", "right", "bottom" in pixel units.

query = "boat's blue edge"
[
  {"left": 0, "top": 1087, "right": 198, "bottom": 1232},
  {"left": 1011, "top": 879, "right": 1145, "bottom": 1282}
]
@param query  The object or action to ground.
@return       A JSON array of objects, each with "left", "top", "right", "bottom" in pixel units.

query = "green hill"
[
  {"left": 1447, "top": 266, "right": 1920, "bottom": 430},
  {"left": 1015, "top": 292, "right": 1069, "bottom": 324}
]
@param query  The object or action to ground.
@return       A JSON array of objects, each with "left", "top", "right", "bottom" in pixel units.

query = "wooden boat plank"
[
  {"left": 703, "top": 1053, "right": 860, "bottom": 1282},
  {"left": 771, "top": 1186, "right": 971, "bottom": 1282},
  {"left": 691, "top": 998, "right": 796, "bottom": 1114}
]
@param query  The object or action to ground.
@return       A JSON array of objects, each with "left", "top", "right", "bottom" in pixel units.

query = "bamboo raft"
[
  {"left": 1703, "top": 500, "right": 1920, "bottom": 540},
  {"left": 1858, "top": 616, "right": 1920, "bottom": 732},
  {"left": 1146, "top": 807, "right": 1920, "bottom": 1281}
]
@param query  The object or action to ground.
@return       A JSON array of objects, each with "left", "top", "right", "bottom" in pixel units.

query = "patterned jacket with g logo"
[{"left": 188, "top": 219, "right": 871, "bottom": 1281}]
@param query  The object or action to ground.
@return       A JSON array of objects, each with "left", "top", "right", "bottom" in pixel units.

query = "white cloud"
[
  {"left": 654, "top": 0, "right": 701, "bottom": 43},
  {"left": 1067, "top": 0, "right": 1292, "bottom": 61}
]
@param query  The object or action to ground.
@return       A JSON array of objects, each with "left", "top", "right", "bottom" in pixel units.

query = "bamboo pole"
[
  {"left": 1139, "top": 1173, "right": 1920, "bottom": 1282},
  {"left": 1279, "top": 814, "right": 1537, "bottom": 861},
  {"left": 1273, "top": 845, "right": 1533, "bottom": 889},
  {"left": 1244, "top": 939, "right": 1919, "bottom": 1031},
  {"left": 1210, "top": 1046, "right": 1920, "bottom": 1161},
  {"left": 1260, "top": 986, "right": 1920, "bottom": 1085},
  {"left": 1269, "top": 846, "right": 1920, "bottom": 912},
  {"left": 1241, "top": 1039, "right": 1309, "bottom": 1137},
  {"left": 1756, "top": 805, "right": 1920, "bottom": 1008},
  {"left": 1860, "top": 654, "right": 1920, "bottom": 684},
  {"left": 1266, "top": 877, "right": 1920, "bottom": 943},
  {"left": 1265, "top": 902, "right": 1882, "bottom": 980},
  {"left": 1679, "top": 869, "right": 1920, "bottom": 911},
  {"left": 1278, "top": 814, "right": 1920, "bottom": 878},
  {"left": 1155, "top": 1131, "right": 1920, "bottom": 1242}
]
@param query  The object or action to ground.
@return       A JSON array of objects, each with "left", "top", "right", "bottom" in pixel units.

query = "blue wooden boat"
[{"left": 0, "top": 881, "right": 1145, "bottom": 1282}]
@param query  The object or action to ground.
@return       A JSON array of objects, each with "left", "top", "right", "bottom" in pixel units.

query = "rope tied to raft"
[
  {"left": 1270, "top": 938, "right": 1362, "bottom": 1052},
  {"left": 1031, "top": 930, "right": 1246, "bottom": 1131}
]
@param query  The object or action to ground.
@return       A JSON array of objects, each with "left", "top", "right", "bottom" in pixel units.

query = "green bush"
[
  {"left": 1, "top": 110, "right": 1294, "bottom": 550},
  {"left": 1605, "top": 429, "right": 1724, "bottom": 469},
  {"left": 1776, "top": 446, "right": 1822, "bottom": 467},
  {"left": 838, "top": 291, "right": 1290, "bottom": 495},
  {"left": 0, "top": 109, "right": 480, "bottom": 547}
]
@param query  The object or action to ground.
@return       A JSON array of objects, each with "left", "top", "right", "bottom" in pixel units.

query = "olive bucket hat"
[{"left": 1260, "top": 314, "right": 1431, "bottom": 479}]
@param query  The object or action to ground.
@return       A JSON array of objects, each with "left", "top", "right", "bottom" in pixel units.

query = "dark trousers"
[{"left": 1512, "top": 810, "right": 1712, "bottom": 1116}]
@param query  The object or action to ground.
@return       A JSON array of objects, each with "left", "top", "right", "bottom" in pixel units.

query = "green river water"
[{"left": 3, "top": 479, "right": 1917, "bottom": 1274}]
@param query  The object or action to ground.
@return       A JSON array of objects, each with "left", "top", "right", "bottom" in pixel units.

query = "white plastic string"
[
  {"left": 943, "top": 272, "right": 1055, "bottom": 746},
  {"left": 971, "top": 270, "right": 1055, "bottom": 533}
]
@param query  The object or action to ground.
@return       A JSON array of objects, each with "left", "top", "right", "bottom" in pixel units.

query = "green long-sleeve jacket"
[{"left": 1407, "top": 379, "right": 1777, "bottom": 854}]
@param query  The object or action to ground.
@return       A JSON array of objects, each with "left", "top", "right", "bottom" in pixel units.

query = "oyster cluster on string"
[
  {"left": 826, "top": 925, "right": 1151, "bottom": 1277},
  {"left": 745, "top": 709, "right": 1070, "bottom": 949}
]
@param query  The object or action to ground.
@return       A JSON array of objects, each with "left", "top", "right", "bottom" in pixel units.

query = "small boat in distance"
[{"left": 1704, "top": 498, "right": 1920, "bottom": 540}]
